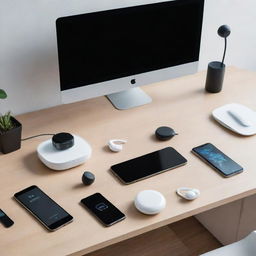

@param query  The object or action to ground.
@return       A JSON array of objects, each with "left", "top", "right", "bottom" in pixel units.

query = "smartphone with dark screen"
[
  {"left": 192, "top": 143, "right": 243, "bottom": 177},
  {"left": 111, "top": 147, "right": 187, "bottom": 184},
  {"left": 0, "top": 209, "right": 14, "bottom": 228},
  {"left": 81, "top": 193, "right": 125, "bottom": 227},
  {"left": 14, "top": 185, "right": 73, "bottom": 231}
]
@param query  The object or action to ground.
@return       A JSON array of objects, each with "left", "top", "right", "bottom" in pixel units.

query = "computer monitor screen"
[{"left": 56, "top": 0, "right": 204, "bottom": 109}]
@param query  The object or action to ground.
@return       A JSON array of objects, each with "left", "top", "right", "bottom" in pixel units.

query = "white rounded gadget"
[
  {"left": 108, "top": 139, "right": 127, "bottom": 152},
  {"left": 37, "top": 135, "right": 92, "bottom": 170},
  {"left": 227, "top": 110, "right": 252, "bottom": 127},
  {"left": 212, "top": 103, "right": 256, "bottom": 136},
  {"left": 176, "top": 187, "right": 200, "bottom": 200},
  {"left": 134, "top": 190, "right": 166, "bottom": 215}
]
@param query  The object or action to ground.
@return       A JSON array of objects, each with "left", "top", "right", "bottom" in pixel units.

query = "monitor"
[{"left": 56, "top": 0, "right": 204, "bottom": 110}]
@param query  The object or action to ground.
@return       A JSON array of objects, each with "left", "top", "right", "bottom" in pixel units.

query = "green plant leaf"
[
  {"left": 0, "top": 111, "right": 14, "bottom": 132},
  {"left": 0, "top": 89, "right": 7, "bottom": 99}
]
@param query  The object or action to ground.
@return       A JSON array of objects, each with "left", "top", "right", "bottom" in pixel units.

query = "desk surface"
[{"left": 1, "top": 67, "right": 256, "bottom": 256}]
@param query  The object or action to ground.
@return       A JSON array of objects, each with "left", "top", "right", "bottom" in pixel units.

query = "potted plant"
[{"left": 0, "top": 89, "right": 22, "bottom": 154}]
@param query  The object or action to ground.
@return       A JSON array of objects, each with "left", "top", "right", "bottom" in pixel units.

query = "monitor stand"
[{"left": 106, "top": 88, "right": 152, "bottom": 110}]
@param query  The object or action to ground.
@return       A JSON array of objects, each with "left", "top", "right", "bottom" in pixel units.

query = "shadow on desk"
[{"left": 22, "top": 151, "right": 60, "bottom": 176}]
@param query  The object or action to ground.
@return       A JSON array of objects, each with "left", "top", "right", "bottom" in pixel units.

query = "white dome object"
[
  {"left": 134, "top": 190, "right": 166, "bottom": 215},
  {"left": 212, "top": 103, "right": 256, "bottom": 136},
  {"left": 37, "top": 135, "right": 91, "bottom": 170},
  {"left": 176, "top": 187, "right": 200, "bottom": 201}
]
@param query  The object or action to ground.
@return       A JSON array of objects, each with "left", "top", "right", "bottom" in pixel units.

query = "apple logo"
[{"left": 130, "top": 79, "right": 136, "bottom": 84}]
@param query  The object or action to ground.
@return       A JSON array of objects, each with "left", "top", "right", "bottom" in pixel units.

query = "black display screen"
[
  {"left": 111, "top": 147, "right": 187, "bottom": 184},
  {"left": 81, "top": 193, "right": 125, "bottom": 226},
  {"left": 14, "top": 186, "right": 73, "bottom": 230},
  {"left": 56, "top": 0, "right": 204, "bottom": 90},
  {"left": 192, "top": 143, "right": 243, "bottom": 177}
]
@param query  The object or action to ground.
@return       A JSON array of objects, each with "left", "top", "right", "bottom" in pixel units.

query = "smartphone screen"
[
  {"left": 192, "top": 143, "right": 243, "bottom": 177},
  {"left": 14, "top": 185, "right": 73, "bottom": 231},
  {"left": 111, "top": 147, "right": 187, "bottom": 184},
  {"left": 81, "top": 193, "right": 125, "bottom": 227}
]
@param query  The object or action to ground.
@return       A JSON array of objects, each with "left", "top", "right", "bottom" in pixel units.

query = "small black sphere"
[
  {"left": 217, "top": 25, "right": 231, "bottom": 38},
  {"left": 82, "top": 171, "right": 95, "bottom": 185}
]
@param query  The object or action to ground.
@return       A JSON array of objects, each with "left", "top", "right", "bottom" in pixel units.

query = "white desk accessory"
[
  {"left": 176, "top": 187, "right": 200, "bottom": 200},
  {"left": 37, "top": 135, "right": 91, "bottom": 170},
  {"left": 212, "top": 103, "right": 256, "bottom": 136},
  {"left": 108, "top": 139, "right": 127, "bottom": 152},
  {"left": 134, "top": 190, "right": 166, "bottom": 215}
]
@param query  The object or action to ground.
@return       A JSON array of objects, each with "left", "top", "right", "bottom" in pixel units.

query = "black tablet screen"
[{"left": 111, "top": 147, "right": 187, "bottom": 184}]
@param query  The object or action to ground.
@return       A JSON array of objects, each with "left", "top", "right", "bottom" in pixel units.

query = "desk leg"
[
  {"left": 195, "top": 200, "right": 242, "bottom": 245},
  {"left": 237, "top": 194, "right": 256, "bottom": 240},
  {"left": 196, "top": 194, "right": 256, "bottom": 245}
]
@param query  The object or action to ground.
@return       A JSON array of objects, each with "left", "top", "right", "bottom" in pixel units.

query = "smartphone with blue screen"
[{"left": 192, "top": 143, "right": 243, "bottom": 177}]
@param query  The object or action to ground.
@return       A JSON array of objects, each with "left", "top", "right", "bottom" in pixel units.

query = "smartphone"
[
  {"left": 81, "top": 193, "right": 125, "bottom": 227},
  {"left": 14, "top": 185, "right": 73, "bottom": 231},
  {"left": 111, "top": 147, "right": 187, "bottom": 184},
  {"left": 192, "top": 143, "right": 243, "bottom": 177},
  {"left": 0, "top": 209, "right": 14, "bottom": 228}
]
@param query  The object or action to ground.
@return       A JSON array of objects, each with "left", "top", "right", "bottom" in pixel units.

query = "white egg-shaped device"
[{"left": 134, "top": 190, "right": 166, "bottom": 215}]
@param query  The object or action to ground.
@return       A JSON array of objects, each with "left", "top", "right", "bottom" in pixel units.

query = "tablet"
[{"left": 110, "top": 147, "right": 187, "bottom": 184}]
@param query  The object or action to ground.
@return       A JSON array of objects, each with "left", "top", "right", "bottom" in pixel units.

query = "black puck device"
[
  {"left": 155, "top": 126, "right": 177, "bottom": 141},
  {"left": 52, "top": 132, "right": 74, "bottom": 150}
]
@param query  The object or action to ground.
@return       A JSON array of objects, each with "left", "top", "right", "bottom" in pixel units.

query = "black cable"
[
  {"left": 21, "top": 133, "right": 55, "bottom": 141},
  {"left": 221, "top": 37, "right": 227, "bottom": 66}
]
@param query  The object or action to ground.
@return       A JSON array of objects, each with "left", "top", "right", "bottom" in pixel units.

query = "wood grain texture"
[
  {"left": 169, "top": 217, "right": 222, "bottom": 255},
  {"left": 86, "top": 226, "right": 189, "bottom": 256},
  {"left": 1, "top": 67, "right": 256, "bottom": 256},
  {"left": 86, "top": 217, "right": 221, "bottom": 256}
]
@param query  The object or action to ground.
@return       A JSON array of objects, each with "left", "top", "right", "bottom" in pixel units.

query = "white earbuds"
[
  {"left": 176, "top": 187, "right": 200, "bottom": 200},
  {"left": 108, "top": 139, "right": 127, "bottom": 152}
]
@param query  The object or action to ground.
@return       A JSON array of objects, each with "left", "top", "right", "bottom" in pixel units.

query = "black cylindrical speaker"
[{"left": 205, "top": 61, "right": 225, "bottom": 93}]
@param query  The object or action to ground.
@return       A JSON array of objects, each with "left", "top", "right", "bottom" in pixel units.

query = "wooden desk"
[{"left": 1, "top": 67, "right": 256, "bottom": 256}]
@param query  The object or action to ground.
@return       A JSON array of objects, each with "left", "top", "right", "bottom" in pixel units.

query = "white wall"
[
  {"left": 1, "top": 0, "right": 256, "bottom": 115},
  {"left": 199, "top": 0, "right": 256, "bottom": 70}
]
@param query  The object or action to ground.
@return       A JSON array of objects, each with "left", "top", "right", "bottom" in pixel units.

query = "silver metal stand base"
[{"left": 106, "top": 88, "right": 152, "bottom": 110}]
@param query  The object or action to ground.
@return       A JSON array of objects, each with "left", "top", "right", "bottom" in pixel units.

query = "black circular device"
[
  {"left": 217, "top": 25, "right": 231, "bottom": 38},
  {"left": 52, "top": 132, "right": 74, "bottom": 150},
  {"left": 130, "top": 79, "right": 136, "bottom": 84},
  {"left": 155, "top": 126, "right": 177, "bottom": 141},
  {"left": 82, "top": 171, "right": 95, "bottom": 185}
]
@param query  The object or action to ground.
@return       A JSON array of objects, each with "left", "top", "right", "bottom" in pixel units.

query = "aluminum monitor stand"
[{"left": 106, "top": 87, "right": 152, "bottom": 110}]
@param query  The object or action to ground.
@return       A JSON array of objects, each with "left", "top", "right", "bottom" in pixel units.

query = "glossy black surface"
[
  {"left": 14, "top": 185, "right": 73, "bottom": 230},
  {"left": 81, "top": 193, "right": 125, "bottom": 226},
  {"left": 52, "top": 132, "right": 74, "bottom": 150},
  {"left": 56, "top": 0, "right": 204, "bottom": 90},
  {"left": 111, "top": 147, "right": 187, "bottom": 184},
  {"left": 192, "top": 143, "right": 243, "bottom": 177},
  {"left": 82, "top": 171, "right": 95, "bottom": 185},
  {"left": 0, "top": 209, "right": 14, "bottom": 228},
  {"left": 155, "top": 126, "right": 176, "bottom": 140}
]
